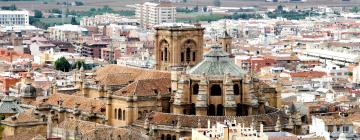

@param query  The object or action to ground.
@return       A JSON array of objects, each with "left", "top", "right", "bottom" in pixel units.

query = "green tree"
[
  {"left": 75, "top": 1, "right": 84, "bottom": 6},
  {"left": 213, "top": 0, "right": 221, "bottom": 7},
  {"left": 194, "top": 5, "right": 199, "bottom": 12},
  {"left": 50, "top": 8, "right": 62, "bottom": 14},
  {"left": 34, "top": 10, "right": 43, "bottom": 18},
  {"left": 72, "top": 60, "right": 85, "bottom": 70},
  {"left": 276, "top": 5, "right": 284, "bottom": 13},
  {"left": 9, "top": 4, "right": 16, "bottom": 10},
  {"left": 70, "top": 17, "right": 78, "bottom": 25},
  {"left": 54, "top": 57, "right": 71, "bottom": 72},
  {"left": 352, "top": 6, "right": 360, "bottom": 13}
]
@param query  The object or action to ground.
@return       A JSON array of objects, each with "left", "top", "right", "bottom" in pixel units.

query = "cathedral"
[{"left": 38, "top": 23, "right": 294, "bottom": 140}]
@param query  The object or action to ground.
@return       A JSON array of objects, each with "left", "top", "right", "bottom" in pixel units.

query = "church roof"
[
  {"left": 187, "top": 45, "right": 246, "bottom": 76},
  {"left": 0, "top": 96, "right": 23, "bottom": 114},
  {"left": 114, "top": 78, "right": 171, "bottom": 97}
]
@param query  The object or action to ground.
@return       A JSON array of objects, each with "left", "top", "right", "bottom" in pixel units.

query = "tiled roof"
[
  {"left": 289, "top": 71, "right": 326, "bottom": 78},
  {"left": 2, "top": 133, "right": 40, "bottom": 140},
  {"left": 57, "top": 119, "right": 148, "bottom": 139},
  {"left": 318, "top": 115, "right": 353, "bottom": 125},
  {"left": 2, "top": 109, "right": 43, "bottom": 124},
  {"left": 113, "top": 78, "right": 171, "bottom": 96},
  {"left": 32, "top": 93, "right": 106, "bottom": 115},
  {"left": 95, "top": 73, "right": 134, "bottom": 85},
  {"left": 94, "top": 65, "right": 170, "bottom": 83},
  {"left": 0, "top": 96, "right": 23, "bottom": 114},
  {"left": 150, "top": 107, "right": 285, "bottom": 128}
]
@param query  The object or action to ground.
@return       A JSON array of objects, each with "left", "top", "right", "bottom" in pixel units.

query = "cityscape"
[{"left": 0, "top": 0, "right": 359, "bottom": 140}]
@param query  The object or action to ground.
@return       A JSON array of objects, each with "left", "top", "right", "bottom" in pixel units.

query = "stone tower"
[
  {"left": 154, "top": 23, "right": 205, "bottom": 71},
  {"left": 218, "top": 21, "right": 232, "bottom": 55}
]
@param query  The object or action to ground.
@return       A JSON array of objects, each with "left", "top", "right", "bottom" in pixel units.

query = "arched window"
[
  {"left": 114, "top": 109, "right": 117, "bottom": 119},
  {"left": 161, "top": 51, "right": 163, "bottom": 61},
  {"left": 210, "top": 84, "right": 222, "bottom": 96},
  {"left": 193, "top": 84, "right": 199, "bottom": 95},
  {"left": 233, "top": 84, "right": 240, "bottom": 95},
  {"left": 186, "top": 47, "right": 191, "bottom": 63},
  {"left": 161, "top": 134, "right": 165, "bottom": 140},
  {"left": 123, "top": 110, "right": 126, "bottom": 120},
  {"left": 118, "top": 109, "right": 122, "bottom": 120},
  {"left": 208, "top": 104, "right": 215, "bottom": 116},
  {"left": 172, "top": 135, "right": 176, "bottom": 140},
  {"left": 217, "top": 104, "right": 224, "bottom": 116},
  {"left": 166, "top": 134, "right": 171, "bottom": 140},
  {"left": 181, "top": 52, "right": 184, "bottom": 62},
  {"left": 192, "top": 52, "right": 196, "bottom": 61},
  {"left": 164, "top": 48, "right": 168, "bottom": 61}
]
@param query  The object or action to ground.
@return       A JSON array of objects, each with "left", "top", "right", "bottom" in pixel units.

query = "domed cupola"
[
  {"left": 21, "top": 73, "right": 36, "bottom": 98},
  {"left": 187, "top": 45, "right": 246, "bottom": 77}
]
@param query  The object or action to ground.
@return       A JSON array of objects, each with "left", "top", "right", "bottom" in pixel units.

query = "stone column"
[
  {"left": 223, "top": 73, "right": 236, "bottom": 116},
  {"left": 196, "top": 73, "right": 208, "bottom": 116},
  {"left": 173, "top": 74, "right": 188, "bottom": 114}
]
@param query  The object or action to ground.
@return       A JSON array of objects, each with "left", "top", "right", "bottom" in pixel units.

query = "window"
[
  {"left": 210, "top": 85, "right": 222, "bottom": 96},
  {"left": 181, "top": 52, "right": 184, "bottom": 62},
  {"left": 161, "top": 51, "right": 163, "bottom": 61},
  {"left": 234, "top": 84, "right": 240, "bottom": 95},
  {"left": 193, "top": 84, "right": 199, "bottom": 95},
  {"left": 114, "top": 109, "right": 117, "bottom": 119},
  {"left": 164, "top": 48, "right": 168, "bottom": 61},
  {"left": 118, "top": 109, "right": 122, "bottom": 120},
  {"left": 186, "top": 48, "right": 191, "bottom": 63},
  {"left": 123, "top": 110, "right": 126, "bottom": 120},
  {"left": 193, "top": 52, "right": 196, "bottom": 61}
]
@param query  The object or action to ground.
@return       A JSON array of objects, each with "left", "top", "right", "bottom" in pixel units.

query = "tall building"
[
  {"left": 154, "top": 23, "right": 204, "bottom": 71},
  {"left": 0, "top": 10, "right": 29, "bottom": 26},
  {"left": 135, "top": 2, "right": 176, "bottom": 28}
]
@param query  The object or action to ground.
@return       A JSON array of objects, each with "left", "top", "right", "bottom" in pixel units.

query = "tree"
[
  {"left": 276, "top": 5, "right": 284, "bottom": 13},
  {"left": 213, "top": 0, "right": 221, "bottom": 7},
  {"left": 9, "top": 4, "right": 16, "bottom": 10},
  {"left": 352, "top": 6, "right": 360, "bottom": 13},
  {"left": 50, "top": 8, "right": 62, "bottom": 14},
  {"left": 54, "top": 57, "right": 71, "bottom": 72},
  {"left": 203, "top": 6, "right": 208, "bottom": 12},
  {"left": 72, "top": 60, "right": 85, "bottom": 70},
  {"left": 70, "top": 17, "right": 78, "bottom": 25},
  {"left": 34, "top": 10, "right": 43, "bottom": 18},
  {"left": 75, "top": 1, "right": 84, "bottom": 6},
  {"left": 194, "top": 5, "right": 199, "bottom": 12}
]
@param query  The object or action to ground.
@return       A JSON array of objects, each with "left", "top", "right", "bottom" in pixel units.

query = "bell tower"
[
  {"left": 218, "top": 20, "right": 232, "bottom": 55},
  {"left": 154, "top": 23, "right": 205, "bottom": 71}
]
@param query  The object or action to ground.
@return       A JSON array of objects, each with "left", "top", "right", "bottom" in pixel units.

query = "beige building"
[
  {"left": 47, "top": 24, "right": 88, "bottom": 42},
  {"left": 135, "top": 2, "right": 176, "bottom": 28}
]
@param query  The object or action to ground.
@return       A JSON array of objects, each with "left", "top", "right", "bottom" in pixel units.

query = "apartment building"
[
  {"left": 48, "top": 24, "right": 88, "bottom": 42},
  {"left": 0, "top": 10, "right": 29, "bottom": 26},
  {"left": 135, "top": 2, "right": 176, "bottom": 28}
]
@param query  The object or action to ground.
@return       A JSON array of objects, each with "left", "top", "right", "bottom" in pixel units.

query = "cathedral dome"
[
  {"left": 187, "top": 45, "right": 247, "bottom": 76},
  {"left": 21, "top": 83, "right": 36, "bottom": 98}
]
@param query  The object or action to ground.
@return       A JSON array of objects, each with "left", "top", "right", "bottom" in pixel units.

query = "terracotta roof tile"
[
  {"left": 114, "top": 78, "right": 171, "bottom": 96},
  {"left": 32, "top": 93, "right": 106, "bottom": 115}
]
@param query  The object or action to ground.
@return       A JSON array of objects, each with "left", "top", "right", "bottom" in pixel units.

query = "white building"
[
  {"left": 135, "top": 2, "right": 176, "bottom": 28},
  {"left": 0, "top": 10, "right": 29, "bottom": 26},
  {"left": 191, "top": 120, "right": 268, "bottom": 140},
  {"left": 309, "top": 115, "right": 357, "bottom": 140}
]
